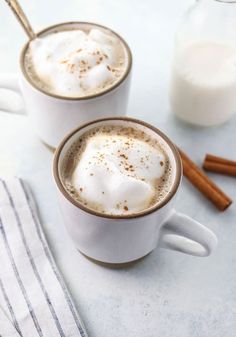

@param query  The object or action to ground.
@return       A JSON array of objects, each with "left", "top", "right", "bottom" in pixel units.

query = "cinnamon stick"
[
  {"left": 178, "top": 148, "right": 232, "bottom": 211},
  {"left": 203, "top": 154, "right": 236, "bottom": 177}
]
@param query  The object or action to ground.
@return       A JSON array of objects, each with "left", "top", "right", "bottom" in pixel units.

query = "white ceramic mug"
[
  {"left": 0, "top": 22, "right": 132, "bottom": 148},
  {"left": 53, "top": 117, "right": 217, "bottom": 265}
]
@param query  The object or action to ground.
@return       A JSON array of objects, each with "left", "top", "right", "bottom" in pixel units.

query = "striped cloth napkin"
[{"left": 0, "top": 178, "right": 88, "bottom": 337}]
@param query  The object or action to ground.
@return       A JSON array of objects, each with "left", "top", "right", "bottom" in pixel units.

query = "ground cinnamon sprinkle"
[
  {"left": 124, "top": 206, "right": 129, "bottom": 211},
  {"left": 68, "top": 64, "right": 75, "bottom": 72},
  {"left": 119, "top": 153, "right": 128, "bottom": 160}
]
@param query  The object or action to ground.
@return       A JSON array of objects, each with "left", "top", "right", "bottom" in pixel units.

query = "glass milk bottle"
[{"left": 170, "top": 0, "right": 236, "bottom": 126}]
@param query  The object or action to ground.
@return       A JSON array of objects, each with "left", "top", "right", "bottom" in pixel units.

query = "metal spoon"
[{"left": 5, "top": 0, "right": 36, "bottom": 40}]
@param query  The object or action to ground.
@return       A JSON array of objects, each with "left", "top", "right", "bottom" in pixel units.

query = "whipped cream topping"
[
  {"left": 64, "top": 129, "right": 170, "bottom": 215},
  {"left": 26, "top": 28, "right": 126, "bottom": 97}
]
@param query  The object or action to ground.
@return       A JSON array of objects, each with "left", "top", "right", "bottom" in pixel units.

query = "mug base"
[{"left": 79, "top": 250, "right": 151, "bottom": 268}]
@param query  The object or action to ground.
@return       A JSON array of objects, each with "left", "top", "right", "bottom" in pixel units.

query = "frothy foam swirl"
[
  {"left": 25, "top": 28, "right": 126, "bottom": 97},
  {"left": 62, "top": 126, "right": 173, "bottom": 215}
]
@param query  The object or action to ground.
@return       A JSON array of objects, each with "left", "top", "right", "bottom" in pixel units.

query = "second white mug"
[
  {"left": 53, "top": 117, "right": 217, "bottom": 265},
  {"left": 0, "top": 22, "right": 132, "bottom": 148}
]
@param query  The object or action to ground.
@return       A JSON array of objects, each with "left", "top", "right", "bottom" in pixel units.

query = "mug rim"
[
  {"left": 20, "top": 21, "right": 132, "bottom": 101},
  {"left": 53, "top": 117, "right": 182, "bottom": 219}
]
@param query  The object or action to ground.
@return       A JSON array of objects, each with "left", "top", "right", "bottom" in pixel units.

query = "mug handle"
[
  {"left": 159, "top": 210, "right": 217, "bottom": 257},
  {"left": 0, "top": 73, "right": 25, "bottom": 114}
]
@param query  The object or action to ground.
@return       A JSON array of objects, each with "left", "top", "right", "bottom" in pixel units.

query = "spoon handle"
[{"left": 5, "top": 0, "right": 36, "bottom": 40}]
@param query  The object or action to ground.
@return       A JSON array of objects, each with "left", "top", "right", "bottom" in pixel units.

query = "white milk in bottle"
[
  {"left": 170, "top": 41, "right": 236, "bottom": 126},
  {"left": 169, "top": 0, "right": 236, "bottom": 126}
]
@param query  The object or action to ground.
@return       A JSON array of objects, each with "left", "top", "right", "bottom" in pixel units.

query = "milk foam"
[
  {"left": 26, "top": 28, "right": 126, "bottom": 97},
  {"left": 63, "top": 126, "right": 172, "bottom": 215}
]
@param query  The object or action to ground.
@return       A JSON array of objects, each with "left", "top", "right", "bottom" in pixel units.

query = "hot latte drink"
[
  {"left": 61, "top": 124, "right": 174, "bottom": 216},
  {"left": 24, "top": 24, "right": 128, "bottom": 97}
]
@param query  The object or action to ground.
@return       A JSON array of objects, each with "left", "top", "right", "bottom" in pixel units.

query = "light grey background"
[{"left": 0, "top": 1, "right": 236, "bottom": 336}]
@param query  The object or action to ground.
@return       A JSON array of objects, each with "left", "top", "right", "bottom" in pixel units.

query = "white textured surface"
[
  {"left": 0, "top": 1, "right": 236, "bottom": 336},
  {"left": 28, "top": 28, "right": 125, "bottom": 97},
  {"left": 70, "top": 132, "right": 166, "bottom": 215}
]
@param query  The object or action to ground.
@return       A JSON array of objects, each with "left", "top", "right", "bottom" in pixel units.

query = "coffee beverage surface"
[
  {"left": 24, "top": 26, "right": 127, "bottom": 97},
  {"left": 62, "top": 125, "right": 173, "bottom": 215}
]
